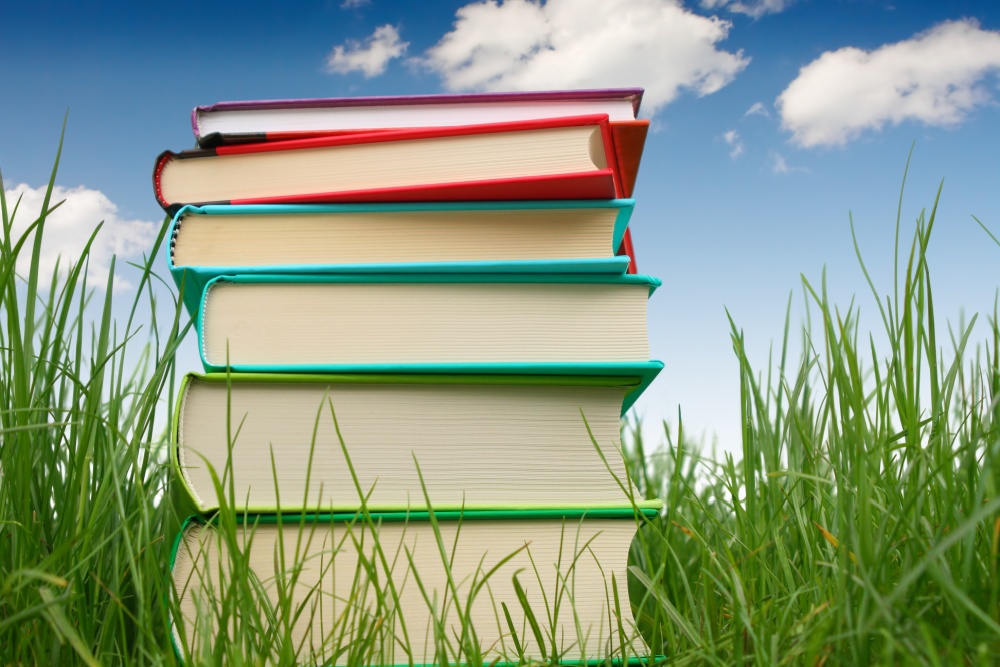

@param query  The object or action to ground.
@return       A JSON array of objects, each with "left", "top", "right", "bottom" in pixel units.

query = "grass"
[
  {"left": 626, "top": 167, "right": 1000, "bottom": 664},
  {"left": 0, "top": 126, "right": 189, "bottom": 664},
  {"left": 1, "top": 134, "right": 998, "bottom": 665}
]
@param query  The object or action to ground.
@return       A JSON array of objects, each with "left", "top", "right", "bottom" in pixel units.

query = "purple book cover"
[{"left": 191, "top": 88, "right": 644, "bottom": 144}]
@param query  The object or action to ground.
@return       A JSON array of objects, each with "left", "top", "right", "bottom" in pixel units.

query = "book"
[
  {"left": 195, "top": 273, "right": 659, "bottom": 373},
  {"left": 168, "top": 200, "right": 635, "bottom": 316},
  {"left": 171, "top": 508, "right": 657, "bottom": 665},
  {"left": 191, "top": 88, "right": 645, "bottom": 147},
  {"left": 172, "top": 370, "right": 663, "bottom": 514},
  {"left": 153, "top": 115, "right": 633, "bottom": 215}
]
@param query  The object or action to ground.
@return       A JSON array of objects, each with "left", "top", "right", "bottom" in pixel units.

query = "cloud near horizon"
[
  {"left": 323, "top": 0, "right": 749, "bottom": 117},
  {"left": 4, "top": 183, "right": 159, "bottom": 291},
  {"left": 777, "top": 19, "right": 1000, "bottom": 147}
]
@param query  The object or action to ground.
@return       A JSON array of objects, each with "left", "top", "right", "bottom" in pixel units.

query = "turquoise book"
[
  {"left": 171, "top": 369, "right": 663, "bottom": 515},
  {"left": 170, "top": 508, "right": 660, "bottom": 666},
  {"left": 195, "top": 272, "right": 660, "bottom": 374},
  {"left": 168, "top": 200, "right": 635, "bottom": 316}
]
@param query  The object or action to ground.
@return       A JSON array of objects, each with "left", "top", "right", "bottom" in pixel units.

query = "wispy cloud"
[
  {"left": 771, "top": 151, "right": 790, "bottom": 173},
  {"left": 340, "top": 0, "right": 370, "bottom": 9},
  {"left": 778, "top": 19, "right": 1000, "bottom": 147},
  {"left": 768, "top": 150, "right": 806, "bottom": 174},
  {"left": 701, "top": 0, "right": 795, "bottom": 20},
  {"left": 744, "top": 101, "right": 770, "bottom": 118},
  {"left": 326, "top": 24, "right": 408, "bottom": 77},
  {"left": 723, "top": 129, "right": 744, "bottom": 158},
  {"left": 414, "top": 0, "right": 749, "bottom": 116},
  {"left": 4, "top": 183, "right": 159, "bottom": 291}
]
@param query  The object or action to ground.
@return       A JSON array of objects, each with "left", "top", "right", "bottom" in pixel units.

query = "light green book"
[
  {"left": 170, "top": 508, "right": 660, "bottom": 666},
  {"left": 171, "top": 369, "right": 663, "bottom": 515}
]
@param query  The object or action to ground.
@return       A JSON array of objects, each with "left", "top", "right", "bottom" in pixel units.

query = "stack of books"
[{"left": 157, "top": 89, "right": 664, "bottom": 665}]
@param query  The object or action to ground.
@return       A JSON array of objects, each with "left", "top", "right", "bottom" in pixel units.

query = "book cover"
[
  {"left": 609, "top": 121, "right": 648, "bottom": 200},
  {"left": 167, "top": 200, "right": 636, "bottom": 317},
  {"left": 153, "top": 115, "right": 624, "bottom": 214},
  {"left": 169, "top": 369, "right": 664, "bottom": 514},
  {"left": 192, "top": 88, "right": 644, "bottom": 146},
  {"left": 194, "top": 272, "right": 661, "bottom": 373}
]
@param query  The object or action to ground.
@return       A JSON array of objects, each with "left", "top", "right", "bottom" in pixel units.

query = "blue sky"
[{"left": 3, "top": 0, "right": 999, "bottom": 455}]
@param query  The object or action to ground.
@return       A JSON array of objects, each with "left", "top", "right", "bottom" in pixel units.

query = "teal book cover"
[
  {"left": 194, "top": 272, "right": 661, "bottom": 376},
  {"left": 168, "top": 200, "right": 635, "bottom": 316}
]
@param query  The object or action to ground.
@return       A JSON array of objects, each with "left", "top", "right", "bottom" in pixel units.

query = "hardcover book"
[
  {"left": 167, "top": 200, "right": 635, "bottom": 316},
  {"left": 195, "top": 273, "right": 659, "bottom": 372},
  {"left": 171, "top": 508, "right": 658, "bottom": 665},
  {"left": 191, "top": 88, "right": 645, "bottom": 146},
  {"left": 172, "top": 369, "right": 663, "bottom": 514},
  {"left": 153, "top": 115, "right": 633, "bottom": 214}
]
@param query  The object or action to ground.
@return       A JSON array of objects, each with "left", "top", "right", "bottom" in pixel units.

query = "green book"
[
  {"left": 170, "top": 508, "right": 660, "bottom": 666},
  {"left": 172, "top": 369, "right": 663, "bottom": 515}
]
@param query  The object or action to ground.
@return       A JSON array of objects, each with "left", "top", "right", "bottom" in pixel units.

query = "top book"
[{"left": 192, "top": 88, "right": 644, "bottom": 147}]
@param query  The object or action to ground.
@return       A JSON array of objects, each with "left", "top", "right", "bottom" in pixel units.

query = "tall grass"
[
  {"left": 0, "top": 128, "right": 189, "bottom": 664},
  {"left": 2, "top": 132, "right": 998, "bottom": 665},
  {"left": 627, "top": 170, "right": 1000, "bottom": 664}
]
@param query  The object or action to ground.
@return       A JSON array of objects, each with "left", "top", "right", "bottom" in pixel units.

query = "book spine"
[
  {"left": 167, "top": 212, "right": 217, "bottom": 316},
  {"left": 167, "top": 377, "right": 203, "bottom": 523},
  {"left": 154, "top": 151, "right": 234, "bottom": 214},
  {"left": 151, "top": 151, "right": 174, "bottom": 212},
  {"left": 190, "top": 107, "right": 201, "bottom": 142}
]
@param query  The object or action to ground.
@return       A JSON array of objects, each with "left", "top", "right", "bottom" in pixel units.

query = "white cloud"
[
  {"left": 3, "top": 183, "right": 159, "bottom": 291},
  {"left": 701, "top": 0, "right": 794, "bottom": 19},
  {"left": 419, "top": 0, "right": 749, "bottom": 116},
  {"left": 723, "top": 129, "right": 744, "bottom": 158},
  {"left": 326, "top": 24, "right": 408, "bottom": 77},
  {"left": 340, "top": 0, "right": 370, "bottom": 8},
  {"left": 744, "top": 101, "right": 770, "bottom": 118},
  {"left": 777, "top": 19, "right": 1000, "bottom": 147}
]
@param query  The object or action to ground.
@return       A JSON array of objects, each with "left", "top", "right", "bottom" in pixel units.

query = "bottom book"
[{"left": 171, "top": 509, "right": 657, "bottom": 665}]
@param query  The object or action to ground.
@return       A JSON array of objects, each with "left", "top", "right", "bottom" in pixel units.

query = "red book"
[{"left": 153, "top": 115, "right": 633, "bottom": 214}]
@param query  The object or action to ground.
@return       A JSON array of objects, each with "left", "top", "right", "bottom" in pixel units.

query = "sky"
[{"left": 3, "top": 0, "right": 999, "bottom": 457}]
